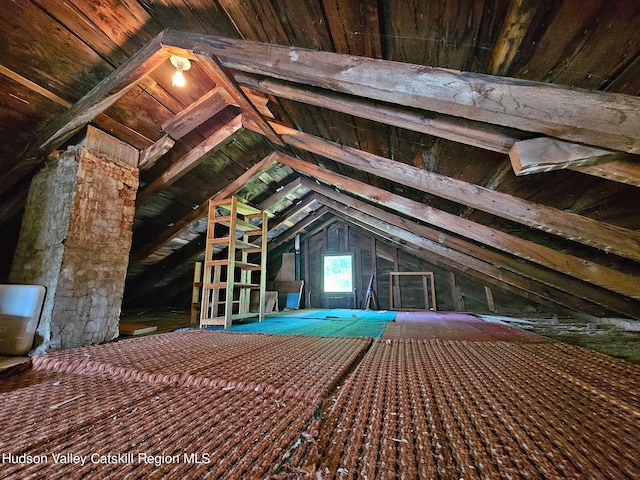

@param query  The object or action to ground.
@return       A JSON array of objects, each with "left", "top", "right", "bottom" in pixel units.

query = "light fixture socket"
[
  {"left": 170, "top": 55, "right": 191, "bottom": 72},
  {"left": 170, "top": 55, "right": 191, "bottom": 87}
]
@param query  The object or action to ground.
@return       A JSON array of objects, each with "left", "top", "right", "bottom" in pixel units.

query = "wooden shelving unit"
[{"left": 200, "top": 196, "right": 267, "bottom": 328}]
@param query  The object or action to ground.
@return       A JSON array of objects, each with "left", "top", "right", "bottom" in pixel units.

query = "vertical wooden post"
[
  {"left": 485, "top": 286, "right": 496, "bottom": 312},
  {"left": 449, "top": 272, "right": 465, "bottom": 311},
  {"left": 304, "top": 237, "right": 310, "bottom": 308},
  {"left": 371, "top": 237, "right": 378, "bottom": 303}
]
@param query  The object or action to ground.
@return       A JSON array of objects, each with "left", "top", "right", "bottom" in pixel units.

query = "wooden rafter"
[
  {"left": 509, "top": 137, "right": 629, "bottom": 175},
  {"left": 309, "top": 183, "right": 640, "bottom": 319},
  {"left": 137, "top": 114, "right": 243, "bottom": 202},
  {"left": 161, "top": 30, "right": 640, "bottom": 153},
  {"left": 193, "top": 53, "right": 284, "bottom": 146},
  {"left": 274, "top": 153, "right": 640, "bottom": 301},
  {"left": 265, "top": 122, "right": 640, "bottom": 262},
  {"left": 335, "top": 209, "right": 619, "bottom": 318},
  {"left": 129, "top": 151, "right": 279, "bottom": 264},
  {"left": 234, "top": 73, "right": 524, "bottom": 154},
  {"left": 237, "top": 73, "right": 638, "bottom": 185},
  {"left": 257, "top": 177, "right": 305, "bottom": 211},
  {"left": 267, "top": 194, "right": 322, "bottom": 233},
  {"left": 162, "top": 86, "right": 232, "bottom": 140},
  {"left": 138, "top": 135, "right": 175, "bottom": 171},
  {"left": 28, "top": 31, "right": 170, "bottom": 160}
]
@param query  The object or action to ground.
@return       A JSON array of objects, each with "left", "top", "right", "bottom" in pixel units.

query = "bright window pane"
[{"left": 323, "top": 255, "right": 353, "bottom": 293}]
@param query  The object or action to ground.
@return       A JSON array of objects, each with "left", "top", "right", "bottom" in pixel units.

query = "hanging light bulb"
[
  {"left": 172, "top": 69, "right": 185, "bottom": 87},
  {"left": 170, "top": 55, "right": 191, "bottom": 87}
]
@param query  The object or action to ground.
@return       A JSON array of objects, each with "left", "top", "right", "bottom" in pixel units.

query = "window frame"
[{"left": 322, "top": 252, "right": 355, "bottom": 294}]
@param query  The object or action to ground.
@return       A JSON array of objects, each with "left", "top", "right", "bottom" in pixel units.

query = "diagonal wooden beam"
[
  {"left": 264, "top": 122, "right": 640, "bottom": 262},
  {"left": 161, "top": 30, "right": 640, "bottom": 153},
  {"left": 235, "top": 72, "right": 525, "bottom": 154},
  {"left": 331, "top": 206, "right": 627, "bottom": 318},
  {"left": 256, "top": 177, "right": 304, "bottom": 211},
  {"left": 161, "top": 86, "right": 232, "bottom": 140},
  {"left": 29, "top": 31, "right": 170, "bottom": 160},
  {"left": 267, "top": 193, "right": 322, "bottom": 234},
  {"left": 274, "top": 152, "right": 640, "bottom": 301},
  {"left": 238, "top": 74, "right": 638, "bottom": 186},
  {"left": 194, "top": 53, "right": 284, "bottom": 146},
  {"left": 137, "top": 114, "right": 243, "bottom": 202},
  {"left": 129, "top": 151, "right": 279, "bottom": 264},
  {"left": 509, "top": 137, "right": 631, "bottom": 175},
  {"left": 575, "top": 159, "right": 640, "bottom": 187},
  {"left": 307, "top": 181, "right": 640, "bottom": 319},
  {"left": 138, "top": 134, "right": 175, "bottom": 171}
]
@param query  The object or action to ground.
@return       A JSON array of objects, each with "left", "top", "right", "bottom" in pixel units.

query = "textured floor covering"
[
  {"left": 228, "top": 309, "right": 393, "bottom": 337},
  {"left": 1, "top": 314, "right": 638, "bottom": 479},
  {"left": 282, "top": 339, "right": 639, "bottom": 479}
]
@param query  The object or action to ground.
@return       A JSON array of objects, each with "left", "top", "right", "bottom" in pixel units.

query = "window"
[{"left": 323, "top": 254, "right": 353, "bottom": 293}]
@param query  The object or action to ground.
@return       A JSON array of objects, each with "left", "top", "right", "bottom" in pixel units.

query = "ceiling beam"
[
  {"left": 267, "top": 194, "right": 323, "bottom": 236},
  {"left": 193, "top": 53, "right": 284, "bottom": 146},
  {"left": 335, "top": 209, "right": 614, "bottom": 317},
  {"left": 138, "top": 134, "right": 175, "bottom": 171},
  {"left": 235, "top": 73, "right": 525, "bottom": 154},
  {"left": 238, "top": 74, "right": 637, "bottom": 186},
  {"left": 257, "top": 176, "right": 304, "bottom": 211},
  {"left": 29, "top": 31, "right": 170, "bottom": 160},
  {"left": 275, "top": 152, "right": 640, "bottom": 301},
  {"left": 137, "top": 114, "right": 243, "bottom": 202},
  {"left": 575, "top": 160, "right": 640, "bottom": 188},
  {"left": 266, "top": 122, "right": 640, "bottom": 261},
  {"left": 509, "top": 137, "right": 634, "bottom": 176},
  {"left": 162, "top": 30, "right": 640, "bottom": 153},
  {"left": 307, "top": 180, "right": 640, "bottom": 318},
  {"left": 162, "top": 86, "right": 231, "bottom": 140},
  {"left": 129, "top": 151, "right": 279, "bottom": 264}
]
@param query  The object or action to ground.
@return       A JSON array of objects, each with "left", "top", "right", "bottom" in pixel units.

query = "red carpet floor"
[{"left": 1, "top": 318, "right": 638, "bottom": 479}]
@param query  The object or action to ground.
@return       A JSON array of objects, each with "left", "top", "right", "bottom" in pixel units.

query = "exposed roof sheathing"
[{"left": 0, "top": 1, "right": 638, "bottom": 318}]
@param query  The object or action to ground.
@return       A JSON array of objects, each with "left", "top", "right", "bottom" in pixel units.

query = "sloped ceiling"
[{"left": 0, "top": 0, "right": 639, "bottom": 318}]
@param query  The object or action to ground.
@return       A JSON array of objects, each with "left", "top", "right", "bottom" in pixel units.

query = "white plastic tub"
[{"left": 0, "top": 284, "right": 46, "bottom": 355}]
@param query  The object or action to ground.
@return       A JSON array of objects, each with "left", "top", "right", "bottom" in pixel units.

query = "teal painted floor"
[{"left": 222, "top": 309, "right": 395, "bottom": 338}]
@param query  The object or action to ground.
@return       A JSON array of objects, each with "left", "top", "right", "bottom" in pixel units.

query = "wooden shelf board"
[
  {"left": 231, "top": 312, "right": 259, "bottom": 320},
  {"left": 235, "top": 239, "right": 260, "bottom": 249},
  {"left": 210, "top": 200, "right": 261, "bottom": 216},
  {"left": 236, "top": 261, "right": 261, "bottom": 270},
  {"left": 119, "top": 324, "right": 158, "bottom": 336},
  {"left": 200, "top": 317, "right": 226, "bottom": 326},
  {"left": 219, "top": 218, "right": 261, "bottom": 232}
]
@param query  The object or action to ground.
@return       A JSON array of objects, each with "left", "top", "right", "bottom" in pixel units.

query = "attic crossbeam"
[
  {"left": 336, "top": 209, "right": 618, "bottom": 318},
  {"left": 129, "top": 152, "right": 279, "bottom": 265},
  {"left": 28, "top": 31, "right": 170, "bottom": 161},
  {"left": 236, "top": 73, "right": 638, "bottom": 186},
  {"left": 137, "top": 114, "right": 243, "bottom": 202},
  {"left": 267, "top": 123, "right": 640, "bottom": 262},
  {"left": 194, "top": 54, "right": 284, "bottom": 146},
  {"left": 510, "top": 138, "right": 626, "bottom": 174},
  {"left": 509, "top": 137, "right": 640, "bottom": 186},
  {"left": 161, "top": 30, "right": 640, "bottom": 154},
  {"left": 234, "top": 73, "right": 522, "bottom": 154},
  {"left": 162, "top": 87, "right": 231, "bottom": 140},
  {"left": 276, "top": 155, "right": 640, "bottom": 301}
]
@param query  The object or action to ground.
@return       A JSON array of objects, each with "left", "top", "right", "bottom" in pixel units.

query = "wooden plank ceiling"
[{"left": 0, "top": 0, "right": 638, "bottom": 318}]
